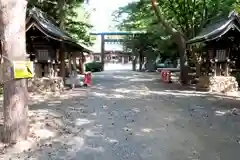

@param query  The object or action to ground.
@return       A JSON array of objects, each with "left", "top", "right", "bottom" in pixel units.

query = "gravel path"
[{"left": 1, "top": 70, "right": 240, "bottom": 160}]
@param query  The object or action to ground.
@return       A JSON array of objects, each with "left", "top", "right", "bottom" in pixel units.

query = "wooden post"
[
  {"left": 214, "top": 62, "right": 217, "bottom": 76},
  {"left": 49, "top": 63, "right": 54, "bottom": 78},
  {"left": 79, "top": 58, "right": 82, "bottom": 74},
  {"left": 34, "top": 63, "right": 41, "bottom": 77},
  {"left": 79, "top": 53, "right": 84, "bottom": 74},
  {"left": 82, "top": 54, "right": 86, "bottom": 73},
  {"left": 54, "top": 49, "right": 59, "bottom": 76},
  {"left": 68, "top": 54, "right": 72, "bottom": 76},
  {"left": 225, "top": 59, "right": 230, "bottom": 76},
  {"left": 44, "top": 64, "right": 49, "bottom": 77},
  {"left": 72, "top": 56, "right": 77, "bottom": 72},
  {"left": 59, "top": 49, "right": 66, "bottom": 78},
  {"left": 54, "top": 64, "right": 58, "bottom": 77},
  {"left": 225, "top": 50, "right": 230, "bottom": 76}
]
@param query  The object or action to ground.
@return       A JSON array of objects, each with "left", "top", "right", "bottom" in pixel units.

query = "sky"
[
  {"left": 89, "top": 0, "right": 134, "bottom": 32},
  {"left": 87, "top": 0, "right": 137, "bottom": 52}
]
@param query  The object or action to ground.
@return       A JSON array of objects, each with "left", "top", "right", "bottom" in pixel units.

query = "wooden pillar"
[
  {"left": 79, "top": 58, "right": 83, "bottom": 74},
  {"left": 44, "top": 64, "right": 50, "bottom": 77},
  {"left": 225, "top": 59, "right": 230, "bottom": 76},
  {"left": 49, "top": 63, "right": 54, "bottom": 78},
  {"left": 34, "top": 63, "right": 42, "bottom": 78},
  {"left": 73, "top": 56, "right": 78, "bottom": 76},
  {"left": 67, "top": 53, "right": 72, "bottom": 77},
  {"left": 53, "top": 64, "right": 58, "bottom": 77},
  {"left": 225, "top": 50, "right": 230, "bottom": 76},
  {"left": 70, "top": 54, "right": 77, "bottom": 74},
  {"left": 69, "top": 56, "right": 72, "bottom": 74},
  {"left": 54, "top": 49, "right": 59, "bottom": 76},
  {"left": 59, "top": 45, "right": 66, "bottom": 78},
  {"left": 79, "top": 53, "right": 84, "bottom": 74},
  {"left": 72, "top": 56, "right": 77, "bottom": 71},
  {"left": 33, "top": 63, "right": 37, "bottom": 77},
  {"left": 82, "top": 54, "right": 86, "bottom": 73},
  {"left": 101, "top": 34, "right": 105, "bottom": 70},
  {"left": 214, "top": 61, "right": 217, "bottom": 76}
]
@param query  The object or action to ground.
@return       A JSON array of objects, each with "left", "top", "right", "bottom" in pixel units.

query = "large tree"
[
  {"left": 114, "top": 0, "right": 236, "bottom": 83},
  {"left": 113, "top": 2, "right": 176, "bottom": 71},
  {"left": 0, "top": 0, "right": 29, "bottom": 143},
  {"left": 151, "top": 0, "right": 235, "bottom": 83}
]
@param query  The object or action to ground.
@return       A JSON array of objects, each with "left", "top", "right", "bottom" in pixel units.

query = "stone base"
[
  {"left": 28, "top": 77, "right": 64, "bottom": 93},
  {"left": 196, "top": 76, "right": 238, "bottom": 93}
]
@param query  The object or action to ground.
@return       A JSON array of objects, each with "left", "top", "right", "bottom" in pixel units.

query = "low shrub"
[{"left": 85, "top": 61, "right": 103, "bottom": 72}]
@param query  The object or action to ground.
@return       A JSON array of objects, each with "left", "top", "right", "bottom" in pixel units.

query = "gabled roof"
[
  {"left": 187, "top": 11, "right": 240, "bottom": 44},
  {"left": 26, "top": 7, "right": 92, "bottom": 53}
]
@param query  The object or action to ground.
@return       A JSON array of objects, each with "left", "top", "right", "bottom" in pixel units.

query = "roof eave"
[
  {"left": 26, "top": 8, "right": 92, "bottom": 53},
  {"left": 187, "top": 20, "right": 234, "bottom": 44}
]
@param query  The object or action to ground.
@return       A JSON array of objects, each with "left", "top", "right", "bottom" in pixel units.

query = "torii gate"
[{"left": 90, "top": 31, "right": 146, "bottom": 70}]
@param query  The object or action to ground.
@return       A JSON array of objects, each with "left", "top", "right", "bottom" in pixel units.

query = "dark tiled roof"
[
  {"left": 187, "top": 11, "right": 240, "bottom": 44},
  {"left": 26, "top": 7, "right": 92, "bottom": 53}
]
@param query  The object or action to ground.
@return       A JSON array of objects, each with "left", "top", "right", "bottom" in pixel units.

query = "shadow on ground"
[{"left": 0, "top": 71, "right": 240, "bottom": 159}]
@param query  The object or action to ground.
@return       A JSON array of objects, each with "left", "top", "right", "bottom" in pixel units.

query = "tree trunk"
[
  {"left": 0, "top": 0, "right": 28, "bottom": 143},
  {"left": 151, "top": 0, "right": 189, "bottom": 84},
  {"left": 132, "top": 45, "right": 137, "bottom": 71},
  {"left": 59, "top": 44, "right": 66, "bottom": 78},
  {"left": 192, "top": 52, "right": 202, "bottom": 78},
  {"left": 139, "top": 51, "right": 144, "bottom": 71},
  {"left": 174, "top": 33, "right": 188, "bottom": 84},
  {"left": 132, "top": 55, "right": 138, "bottom": 71}
]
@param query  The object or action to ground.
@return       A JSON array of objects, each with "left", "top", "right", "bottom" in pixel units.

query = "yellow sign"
[{"left": 13, "top": 61, "right": 34, "bottom": 79}]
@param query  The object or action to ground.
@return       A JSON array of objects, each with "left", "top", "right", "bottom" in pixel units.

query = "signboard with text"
[{"left": 13, "top": 61, "right": 34, "bottom": 79}]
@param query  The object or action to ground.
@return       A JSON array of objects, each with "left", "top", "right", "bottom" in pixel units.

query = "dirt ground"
[{"left": 0, "top": 70, "right": 240, "bottom": 160}]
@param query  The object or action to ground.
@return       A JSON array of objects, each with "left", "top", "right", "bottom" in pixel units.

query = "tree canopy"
[{"left": 113, "top": 0, "right": 237, "bottom": 62}]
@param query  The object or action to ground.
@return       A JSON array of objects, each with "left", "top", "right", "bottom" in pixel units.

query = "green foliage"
[
  {"left": 113, "top": 0, "right": 237, "bottom": 61},
  {"left": 154, "top": 0, "right": 236, "bottom": 37},
  {"left": 85, "top": 62, "right": 103, "bottom": 72},
  {"left": 28, "top": 0, "right": 93, "bottom": 46},
  {"left": 113, "top": 0, "right": 178, "bottom": 61}
]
